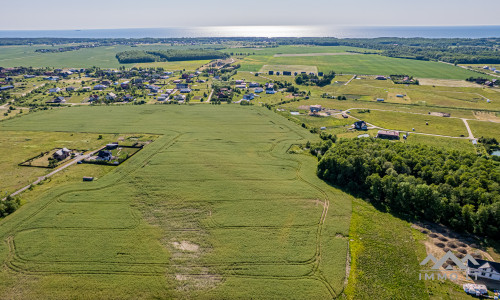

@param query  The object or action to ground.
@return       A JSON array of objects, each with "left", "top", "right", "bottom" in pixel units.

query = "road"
[
  {"left": 2, "top": 146, "right": 105, "bottom": 201},
  {"left": 345, "top": 75, "right": 357, "bottom": 86},
  {"left": 206, "top": 89, "right": 214, "bottom": 102},
  {"left": 461, "top": 118, "right": 475, "bottom": 140}
]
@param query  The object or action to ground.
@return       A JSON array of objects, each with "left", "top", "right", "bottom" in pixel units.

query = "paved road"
[{"left": 2, "top": 146, "right": 104, "bottom": 201}]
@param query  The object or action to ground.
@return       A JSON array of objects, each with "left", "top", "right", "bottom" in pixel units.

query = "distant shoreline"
[{"left": 1, "top": 25, "right": 499, "bottom": 39}]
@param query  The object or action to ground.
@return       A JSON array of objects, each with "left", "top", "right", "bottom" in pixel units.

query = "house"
[
  {"left": 157, "top": 96, "right": 168, "bottom": 101},
  {"left": 483, "top": 65, "right": 490, "bottom": 70},
  {"left": 377, "top": 130, "right": 400, "bottom": 140},
  {"left": 88, "top": 95, "right": 99, "bottom": 102},
  {"left": 53, "top": 148, "right": 71, "bottom": 160},
  {"left": 235, "top": 80, "right": 245, "bottom": 84},
  {"left": 283, "top": 71, "right": 292, "bottom": 76},
  {"left": 48, "top": 87, "right": 61, "bottom": 93},
  {"left": 173, "top": 79, "right": 182, "bottom": 84},
  {"left": 248, "top": 82, "right": 259, "bottom": 87},
  {"left": 235, "top": 84, "right": 247, "bottom": 89},
  {"left": 354, "top": 121, "right": 368, "bottom": 130},
  {"left": 66, "top": 86, "right": 76, "bottom": 92},
  {"left": 81, "top": 86, "right": 91, "bottom": 91},
  {"left": 106, "top": 143, "right": 119, "bottom": 150},
  {"left": 24, "top": 75, "right": 36, "bottom": 79},
  {"left": 52, "top": 96, "right": 66, "bottom": 103},
  {"left": 106, "top": 93, "right": 117, "bottom": 100},
  {"left": 121, "top": 81, "right": 130, "bottom": 89},
  {"left": 174, "top": 94, "right": 186, "bottom": 101},
  {"left": 463, "top": 283, "right": 488, "bottom": 296},
  {"left": 254, "top": 87, "right": 264, "bottom": 93},
  {"left": 466, "top": 259, "right": 500, "bottom": 281},
  {"left": 268, "top": 71, "right": 274, "bottom": 75},
  {"left": 122, "top": 94, "right": 134, "bottom": 102},
  {"left": 310, "top": 105, "right": 322, "bottom": 113},
  {"left": 93, "top": 84, "right": 107, "bottom": 90},
  {"left": 176, "top": 83, "right": 189, "bottom": 89},
  {"left": 243, "top": 93, "right": 255, "bottom": 100},
  {"left": 181, "top": 73, "right": 189, "bottom": 79},
  {"left": 0, "top": 85, "right": 14, "bottom": 91},
  {"left": 265, "top": 83, "right": 275, "bottom": 94},
  {"left": 180, "top": 88, "right": 192, "bottom": 93},
  {"left": 97, "top": 150, "right": 112, "bottom": 161},
  {"left": 101, "top": 80, "right": 111, "bottom": 86}
]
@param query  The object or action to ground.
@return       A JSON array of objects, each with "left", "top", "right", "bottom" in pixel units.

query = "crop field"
[
  {"left": 0, "top": 105, "right": 352, "bottom": 299},
  {"left": 468, "top": 120, "right": 500, "bottom": 139},
  {"left": 0, "top": 44, "right": 211, "bottom": 69},
  {"left": 236, "top": 47, "right": 482, "bottom": 79},
  {"left": 259, "top": 65, "right": 318, "bottom": 74}
]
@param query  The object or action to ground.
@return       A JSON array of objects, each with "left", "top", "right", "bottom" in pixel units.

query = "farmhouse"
[
  {"left": 467, "top": 259, "right": 500, "bottom": 281},
  {"left": 354, "top": 120, "right": 368, "bottom": 130},
  {"left": 310, "top": 105, "right": 322, "bottom": 113},
  {"left": 377, "top": 130, "right": 400, "bottom": 140},
  {"left": 53, "top": 148, "right": 71, "bottom": 161}
]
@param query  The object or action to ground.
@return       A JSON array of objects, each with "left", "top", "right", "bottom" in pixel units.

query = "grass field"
[{"left": 0, "top": 105, "right": 352, "bottom": 299}]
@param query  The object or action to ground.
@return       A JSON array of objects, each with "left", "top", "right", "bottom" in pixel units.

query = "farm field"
[
  {"left": 236, "top": 47, "right": 483, "bottom": 79},
  {"left": 0, "top": 105, "right": 352, "bottom": 299},
  {"left": 0, "top": 44, "right": 213, "bottom": 69}
]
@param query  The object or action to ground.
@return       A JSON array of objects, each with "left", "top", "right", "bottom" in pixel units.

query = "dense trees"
[
  {"left": 295, "top": 71, "right": 335, "bottom": 87},
  {"left": 316, "top": 138, "right": 500, "bottom": 237},
  {"left": 116, "top": 49, "right": 229, "bottom": 63},
  {"left": 0, "top": 196, "right": 21, "bottom": 218}
]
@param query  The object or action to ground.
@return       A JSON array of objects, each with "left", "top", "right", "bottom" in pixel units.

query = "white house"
[
  {"left": 467, "top": 259, "right": 500, "bottom": 281},
  {"left": 48, "top": 87, "right": 61, "bottom": 93},
  {"left": 174, "top": 94, "right": 186, "bottom": 101}
]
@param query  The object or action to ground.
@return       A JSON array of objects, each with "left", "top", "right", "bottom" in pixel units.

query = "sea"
[{"left": 0, "top": 26, "right": 499, "bottom": 39}]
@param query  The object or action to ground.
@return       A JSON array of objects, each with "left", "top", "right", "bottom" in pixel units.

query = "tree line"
[
  {"left": 315, "top": 138, "right": 499, "bottom": 237},
  {"left": 116, "top": 49, "right": 229, "bottom": 63}
]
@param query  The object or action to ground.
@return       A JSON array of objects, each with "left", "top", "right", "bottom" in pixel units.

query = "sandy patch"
[
  {"left": 172, "top": 241, "right": 200, "bottom": 252},
  {"left": 273, "top": 52, "right": 359, "bottom": 57},
  {"left": 474, "top": 111, "right": 500, "bottom": 122},
  {"left": 418, "top": 78, "right": 481, "bottom": 88}
]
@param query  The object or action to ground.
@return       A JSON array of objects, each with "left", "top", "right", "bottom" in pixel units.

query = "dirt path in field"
[
  {"left": 417, "top": 78, "right": 481, "bottom": 88},
  {"left": 1, "top": 146, "right": 105, "bottom": 201},
  {"left": 345, "top": 75, "right": 356, "bottom": 86},
  {"left": 273, "top": 52, "right": 359, "bottom": 57},
  {"left": 461, "top": 118, "right": 475, "bottom": 139}
]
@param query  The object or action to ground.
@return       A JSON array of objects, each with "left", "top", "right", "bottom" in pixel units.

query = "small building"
[
  {"left": 180, "top": 88, "right": 192, "bottom": 93},
  {"left": 396, "top": 94, "right": 405, "bottom": 98},
  {"left": 157, "top": 96, "right": 167, "bottom": 101},
  {"left": 375, "top": 76, "right": 387, "bottom": 80},
  {"left": 106, "top": 143, "right": 119, "bottom": 150},
  {"left": 66, "top": 86, "right": 76, "bottom": 92},
  {"left": 174, "top": 94, "right": 186, "bottom": 101},
  {"left": 121, "top": 81, "right": 130, "bottom": 89},
  {"left": 24, "top": 75, "right": 36, "bottom": 79},
  {"left": 0, "top": 85, "right": 14, "bottom": 91},
  {"left": 254, "top": 87, "right": 264, "bottom": 93},
  {"left": 53, "top": 148, "right": 71, "bottom": 160},
  {"left": 243, "top": 93, "right": 255, "bottom": 100},
  {"left": 318, "top": 72, "right": 324, "bottom": 77},
  {"left": 176, "top": 83, "right": 189, "bottom": 89},
  {"left": 235, "top": 84, "right": 247, "bottom": 89},
  {"left": 235, "top": 80, "right": 245, "bottom": 84},
  {"left": 88, "top": 95, "right": 99, "bottom": 102},
  {"left": 248, "top": 82, "right": 259, "bottom": 87},
  {"left": 93, "top": 84, "right": 107, "bottom": 90},
  {"left": 123, "top": 94, "right": 134, "bottom": 102},
  {"left": 51, "top": 96, "right": 66, "bottom": 104},
  {"left": 466, "top": 259, "right": 500, "bottom": 281},
  {"left": 97, "top": 150, "right": 112, "bottom": 161},
  {"left": 377, "top": 130, "right": 400, "bottom": 140},
  {"left": 354, "top": 120, "right": 368, "bottom": 130},
  {"left": 268, "top": 71, "right": 274, "bottom": 75},
  {"left": 283, "top": 71, "right": 292, "bottom": 76},
  {"left": 48, "top": 87, "right": 61, "bottom": 93},
  {"left": 376, "top": 98, "right": 385, "bottom": 102},
  {"left": 82, "top": 176, "right": 94, "bottom": 181},
  {"left": 106, "top": 93, "right": 117, "bottom": 100},
  {"left": 310, "top": 105, "right": 322, "bottom": 113}
]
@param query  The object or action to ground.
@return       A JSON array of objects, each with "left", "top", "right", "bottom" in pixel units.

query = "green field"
[
  {"left": 235, "top": 46, "right": 483, "bottom": 80},
  {"left": 0, "top": 44, "right": 210, "bottom": 69},
  {"left": 0, "top": 105, "right": 352, "bottom": 299}
]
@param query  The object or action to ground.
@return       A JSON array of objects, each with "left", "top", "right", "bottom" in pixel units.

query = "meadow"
[{"left": 0, "top": 105, "right": 352, "bottom": 299}]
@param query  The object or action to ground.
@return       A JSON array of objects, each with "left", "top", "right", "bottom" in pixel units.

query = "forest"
[
  {"left": 315, "top": 138, "right": 500, "bottom": 237},
  {"left": 115, "top": 49, "right": 229, "bottom": 63}
]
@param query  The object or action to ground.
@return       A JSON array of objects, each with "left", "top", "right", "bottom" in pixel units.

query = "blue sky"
[{"left": 1, "top": 0, "right": 500, "bottom": 30}]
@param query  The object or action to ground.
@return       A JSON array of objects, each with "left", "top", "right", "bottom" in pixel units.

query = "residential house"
[
  {"left": 354, "top": 121, "right": 368, "bottom": 130},
  {"left": 53, "top": 148, "right": 71, "bottom": 161},
  {"left": 88, "top": 95, "right": 99, "bottom": 102},
  {"left": 180, "top": 88, "right": 192, "bottom": 93},
  {"left": 377, "top": 130, "right": 400, "bottom": 140},
  {"left": 254, "top": 87, "right": 264, "bottom": 93},
  {"left": 106, "top": 93, "right": 117, "bottom": 100},
  {"left": 467, "top": 259, "right": 500, "bottom": 281},
  {"left": 283, "top": 71, "right": 292, "bottom": 76},
  {"left": 235, "top": 84, "right": 247, "bottom": 89},
  {"left": 93, "top": 84, "right": 107, "bottom": 90},
  {"left": 174, "top": 94, "right": 186, "bottom": 101},
  {"left": 243, "top": 93, "right": 255, "bottom": 101},
  {"left": 121, "top": 81, "right": 130, "bottom": 89},
  {"left": 309, "top": 105, "right": 322, "bottom": 113},
  {"left": 235, "top": 80, "right": 245, "bottom": 84},
  {"left": 97, "top": 150, "right": 113, "bottom": 161},
  {"left": 248, "top": 82, "right": 259, "bottom": 88},
  {"left": 176, "top": 83, "right": 189, "bottom": 89},
  {"left": 268, "top": 71, "right": 274, "bottom": 75},
  {"left": 122, "top": 94, "right": 134, "bottom": 102},
  {"left": 66, "top": 86, "right": 76, "bottom": 92},
  {"left": 0, "top": 85, "right": 14, "bottom": 91},
  {"left": 48, "top": 87, "right": 61, "bottom": 93}
]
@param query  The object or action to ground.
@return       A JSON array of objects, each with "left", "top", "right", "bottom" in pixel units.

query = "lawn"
[
  {"left": 349, "top": 109, "right": 469, "bottom": 137},
  {"left": 0, "top": 105, "right": 352, "bottom": 299},
  {"left": 467, "top": 120, "right": 500, "bottom": 139}
]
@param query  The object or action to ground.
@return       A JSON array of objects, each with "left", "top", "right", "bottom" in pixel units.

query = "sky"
[{"left": 1, "top": 0, "right": 500, "bottom": 30}]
